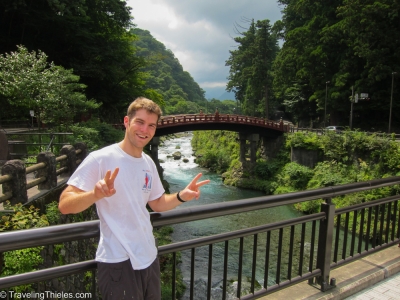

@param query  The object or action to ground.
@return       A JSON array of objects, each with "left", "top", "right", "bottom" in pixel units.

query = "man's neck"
[{"left": 118, "top": 141, "right": 143, "bottom": 158}]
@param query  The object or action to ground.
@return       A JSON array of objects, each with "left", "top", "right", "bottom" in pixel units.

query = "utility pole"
[
  {"left": 350, "top": 86, "right": 354, "bottom": 130},
  {"left": 389, "top": 72, "right": 397, "bottom": 133},
  {"left": 324, "top": 81, "right": 330, "bottom": 128}
]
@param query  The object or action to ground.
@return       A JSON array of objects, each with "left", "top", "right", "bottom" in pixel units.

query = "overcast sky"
[{"left": 126, "top": 0, "right": 283, "bottom": 100}]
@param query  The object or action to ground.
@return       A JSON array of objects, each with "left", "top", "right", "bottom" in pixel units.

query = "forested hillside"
[{"left": 131, "top": 28, "right": 208, "bottom": 114}]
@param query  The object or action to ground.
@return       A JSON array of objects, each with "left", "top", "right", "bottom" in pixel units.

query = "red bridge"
[
  {"left": 113, "top": 114, "right": 291, "bottom": 164},
  {"left": 153, "top": 114, "right": 290, "bottom": 137}
]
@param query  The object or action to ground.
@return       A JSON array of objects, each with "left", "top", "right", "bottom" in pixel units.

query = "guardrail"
[
  {"left": 0, "top": 143, "right": 87, "bottom": 205},
  {"left": 289, "top": 127, "right": 400, "bottom": 139},
  {"left": 4, "top": 132, "right": 73, "bottom": 159},
  {"left": 0, "top": 176, "right": 399, "bottom": 299}
]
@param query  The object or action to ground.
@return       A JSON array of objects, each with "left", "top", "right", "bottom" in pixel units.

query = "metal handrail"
[
  {"left": 1, "top": 176, "right": 399, "bottom": 253},
  {"left": 0, "top": 176, "right": 399, "bottom": 298}
]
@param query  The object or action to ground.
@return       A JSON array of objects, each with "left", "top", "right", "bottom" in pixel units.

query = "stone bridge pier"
[
  {"left": 239, "top": 133, "right": 259, "bottom": 165},
  {"left": 149, "top": 137, "right": 163, "bottom": 176}
]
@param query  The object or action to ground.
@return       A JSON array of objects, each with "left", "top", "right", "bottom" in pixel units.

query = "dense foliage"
[
  {"left": 0, "top": 203, "right": 49, "bottom": 292},
  {"left": 192, "top": 130, "right": 240, "bottom": 173},
  {"left": 193, "top": 130, "right": 400, "bottom": 214},
  {"left": 272, "top": 0, "right": 400, "bottom": 130},
  {"left": 0, "top": 0, "right": 158, "bottom": 121}
]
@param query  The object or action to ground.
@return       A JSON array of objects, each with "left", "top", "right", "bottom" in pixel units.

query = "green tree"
[
  {"left": 226, "top": 19, "right": 279, "bottom": 118},
  {"left": 274, "top": 0, "right": 400, "bottom": 130},
  {"left": 336, "top": 0, "right": 400, "bottom": 130},
  {"left": 0, "top": 45, "right": 99, "bottom": 129},
  {"left": 274, "top": 0, "right": 343, "bottom": 127},
  {"left": 0, "top": 0, "right": 147, "bottom": 122}
]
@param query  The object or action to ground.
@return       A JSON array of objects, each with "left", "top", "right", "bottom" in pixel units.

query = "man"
[{"left": 59, "top": 97, "right": 210, "bottom": 299}]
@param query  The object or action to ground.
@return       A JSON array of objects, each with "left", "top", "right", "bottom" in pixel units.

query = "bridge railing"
[
  {"left": 158, "top": 114, "right": 290, "bottom": 132},
  {"left": 0, "top": 177, "right": 399, "bottom": 299},
  {"left": 112, "top": 114, "right": 292, "bottom": 132},
  {"left": 0, "top": 143, "right": 87, "bottom": 206}
]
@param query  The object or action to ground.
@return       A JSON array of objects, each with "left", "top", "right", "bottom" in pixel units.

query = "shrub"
[
  {"left": 285, "top": 132, "right": 322, "bottom": 150},
  {"left": 276, "top": 162, "right": 313, "bottom": 191},
  {"left": 0, "top": 202, "right": 49, "bottom": 293}
]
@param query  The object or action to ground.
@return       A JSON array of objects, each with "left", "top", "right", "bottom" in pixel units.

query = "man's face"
[{"left": 123, "top": 108, "right": 158, "bottom": 154}]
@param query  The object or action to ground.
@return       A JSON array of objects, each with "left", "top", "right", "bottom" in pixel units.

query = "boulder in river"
[{"left": 172, "top": 151, "right": 182, "bottom": 160}]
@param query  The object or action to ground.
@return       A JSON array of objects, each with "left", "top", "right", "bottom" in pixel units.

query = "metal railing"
[
  {"left": 4, "top": 132, "right": 73, "bottom": 159},
  {"left": 0, "top": 177, "right": 399, "bottom": 299},
  {"left": 289, "top": 127, "right": 400, "bottom": 139}
]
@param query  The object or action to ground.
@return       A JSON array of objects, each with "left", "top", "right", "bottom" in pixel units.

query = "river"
[{"left": 158, "top": 133, "right": 305, "bottom": 299}]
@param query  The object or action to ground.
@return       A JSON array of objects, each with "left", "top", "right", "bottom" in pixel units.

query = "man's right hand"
[
  {"left": 59, "top": 167, "right": 120, "bottom": 214},
  {"left": 94, "top": 168, "right": 119, "bottom": 199}
]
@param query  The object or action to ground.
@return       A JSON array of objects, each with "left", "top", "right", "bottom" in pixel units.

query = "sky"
[{"left": 126, "top": 0, "right": 283, "bottom": 100}]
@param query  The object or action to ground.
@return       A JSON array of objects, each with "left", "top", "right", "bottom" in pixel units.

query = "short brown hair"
[{"left": 127, "top": 97, "right": 162, "bottom": 121}]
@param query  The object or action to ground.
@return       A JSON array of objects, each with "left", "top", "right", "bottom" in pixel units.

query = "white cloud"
[
  {"left": 127, "top": 0, "right": 282, "bottom": 98},
  {"left": 200, "top": 81, "right": 228, "bottom": 88}
]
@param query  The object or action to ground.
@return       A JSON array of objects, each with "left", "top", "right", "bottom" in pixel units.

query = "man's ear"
[{"left": 123, "top": 116, "right": 130, "bottom": 128}]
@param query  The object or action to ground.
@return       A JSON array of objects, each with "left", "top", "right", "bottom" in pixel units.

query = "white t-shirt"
[{"left": 67, "top": 143, "right": 165, "bottom": 270}]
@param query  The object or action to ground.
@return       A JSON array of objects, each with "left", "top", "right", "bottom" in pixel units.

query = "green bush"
[
  {"left": 285, "top": 132, "right": 322, "bottom": 150},
  {"left": 0, "top": 202, "right": 49, "bottom": 293},
  {"left": 66, "top": 119, "right": 124, "bottom": 152},
  {"left": 276, "top": 162, "right": 313, "bottom": 191}
]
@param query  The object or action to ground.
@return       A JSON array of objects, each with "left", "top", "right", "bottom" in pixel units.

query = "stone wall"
[
  {"left": 260, "top": 135, "right": 285, "bottom": 160},
  {"left": 291, "top": 147, "right": 322, "bottom": 169}
]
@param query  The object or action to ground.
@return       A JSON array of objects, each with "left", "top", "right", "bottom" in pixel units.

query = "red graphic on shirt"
[{"left": 142, "top": 172, "right": 152, "bottom": 191}]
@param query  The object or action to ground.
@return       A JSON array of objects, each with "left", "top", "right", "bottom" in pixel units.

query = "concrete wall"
[
  {"left": 291, "top": 147, "right": 322, "bottom": 169},
  {"left": 261, "top": 135, "right": 285, "bottom": 160}
]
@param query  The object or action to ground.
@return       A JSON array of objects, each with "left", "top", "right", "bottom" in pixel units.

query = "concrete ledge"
[
  {"left": 263, "top": 244, "right": 400, "bottom": 300},
  {"left": 319, "top": 256, "right": 400, "bottom": 300}
]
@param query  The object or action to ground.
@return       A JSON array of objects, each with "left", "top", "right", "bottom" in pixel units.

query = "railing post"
[
  {"left": 74, "top": 142, "right": 87, "bottom": 163},
  {"left": 36, "top": 152, "right": 57, "bottom": 190},
  {"left": 1, "top": 160, "right": 27, "bottom": 205},
  {"left": 316, "top": 197, "right": 336, "bottom": 291},
  {"left": 60, "top": 145, "right": 77, "bottom": 176}
]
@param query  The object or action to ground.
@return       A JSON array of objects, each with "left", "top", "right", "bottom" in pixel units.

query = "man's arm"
[
  {"left": 59, "top": 185, "right": 99, "bottom": 214},
  {"left": 59, "top": 168, "right": 119, "bottom": 214},
  {"left": 148, "top": 173, "right": 210, "bottom": 212}
]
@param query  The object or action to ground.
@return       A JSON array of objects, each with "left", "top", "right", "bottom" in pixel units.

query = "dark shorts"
[{"left": 98, "top": 257, "right": 161, "bottom": 300}]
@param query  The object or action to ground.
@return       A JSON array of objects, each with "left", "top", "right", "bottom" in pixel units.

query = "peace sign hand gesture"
[
  {"left": 179, "top": 173, "right": 210, "bottom": 202},
  {"left": 94, "top": 168, "right": 119, "bottom": 200}
]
